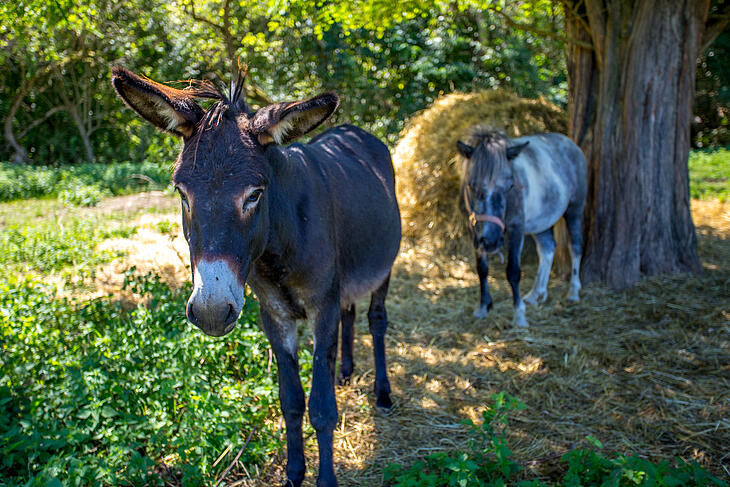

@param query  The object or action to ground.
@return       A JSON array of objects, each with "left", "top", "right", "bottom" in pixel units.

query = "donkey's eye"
[
  {"left": 176, "top": 188, "right": 190, "bottom": 211},
  {"left": 247, "top": 189, "right": 263, "bottom": 204}
]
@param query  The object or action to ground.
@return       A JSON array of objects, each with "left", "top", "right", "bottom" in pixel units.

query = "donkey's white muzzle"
[{"left": 186, "top": 259, "right": 245, "bottom": 337}]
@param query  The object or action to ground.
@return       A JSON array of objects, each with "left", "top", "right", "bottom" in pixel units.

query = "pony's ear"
[
  {"left": 506, "top": 141, "right": 529, "bottom": 160},
  {"left": 251, "top": 92, "right": 339, "bottom": 146},
  {"left": 111, "top": 66, "right": 204, "bottom": 138},
  {"left": 457, "top": 141, "right": 475, "bottom": 159}
]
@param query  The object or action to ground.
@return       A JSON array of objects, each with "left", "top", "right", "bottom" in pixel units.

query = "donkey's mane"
[{"left": 463, "top": 125, "right": 510, "bottom": 183}]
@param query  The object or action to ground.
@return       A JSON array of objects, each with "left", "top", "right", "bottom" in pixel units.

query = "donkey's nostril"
[
  {"left": 186, "top": 300, "right": 199, "bottom": 325},
  {"left": 224, "top": 303, "right": 237, "bottom": 326}
]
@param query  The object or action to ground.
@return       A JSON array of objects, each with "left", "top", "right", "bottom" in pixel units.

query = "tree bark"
[{"left": 566, "top": 0, "right": 708, "bottom": 289}]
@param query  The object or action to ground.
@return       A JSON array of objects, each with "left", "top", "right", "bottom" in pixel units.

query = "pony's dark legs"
[
  {"left": 564, "top": 201, "right": 583, "bottom": 301},
  {"left": 338, "top": 304, "right": 355, "bottom": 384},
  {"left": 308, "top": 296, "right": 340, "bottom": 487},
  {"left": 368, "top": 274, "right": 393, "bottom": 410},
  {"left": 506, "top": 230, "right": 528, "bottom": 327},
  {"left": 260, "top": 311, "right": 306, "bottom": 487},
  {"left": 473, "top": 248, "right": 493, "bottom": 318},
  {"left": 524, "top": 229, "right": 556, "bottom": 305}
]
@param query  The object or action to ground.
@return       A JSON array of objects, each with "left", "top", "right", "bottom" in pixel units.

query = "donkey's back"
[{"left": 293, "top": 124, "right": 401, "bottom": 305}]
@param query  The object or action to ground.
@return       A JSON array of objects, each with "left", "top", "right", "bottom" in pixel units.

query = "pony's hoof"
[
  {"left": 473, "top": 307, "right": 489, "bottom": 319},
  {"left": 566, "top": 289, "right": 580, "bottom": 302},
  {"left": 513, "top": 313, "right": 529, "bottom": 328},
  {"left": 524, "top": 290, "right": 547, "bottom": 306}
]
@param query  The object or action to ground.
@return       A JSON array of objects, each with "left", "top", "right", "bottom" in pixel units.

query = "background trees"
[{"left": 1, "top": 0, "right": 727, "bottom": 289}]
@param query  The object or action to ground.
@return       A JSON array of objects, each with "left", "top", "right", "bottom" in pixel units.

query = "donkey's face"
[
  {"left": 457, "top": 133, "right": 528, "bottom": 253},
  {"left": 112, "top": 66, "right": 338, "bottom": 336}
]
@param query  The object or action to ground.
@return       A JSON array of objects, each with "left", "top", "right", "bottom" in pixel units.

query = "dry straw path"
[{"left": 94, "top": 193, "right": 730, "bottom": 485}]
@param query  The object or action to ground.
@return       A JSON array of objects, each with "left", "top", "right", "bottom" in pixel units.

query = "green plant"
[
  {"left": 383, "top": 394, "right": 727, "bottom": 487},
  {"left": 384, "top": 392, "right": 527, "bottom": 487},
  {"left": 0, "top": 271, "right": 285, "bottom": 486},
  {"left": 58, "top": 183, "right": 110, "bottom": 207}
]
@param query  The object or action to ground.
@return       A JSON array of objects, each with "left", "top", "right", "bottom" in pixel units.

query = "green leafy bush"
[
  {"left": 58, "top": 184, "right": 111, "bottom": 207},
  {"left": 0, "top": 271, "right": 283, "bottom": 486},
  {"left": 0, "top": 162, "right": 171, "bottom": 202},
  {"left": 383, "top": 393, "right": 726, "bottom": 487}
]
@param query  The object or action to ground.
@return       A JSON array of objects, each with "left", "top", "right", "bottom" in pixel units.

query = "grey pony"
[{"left": 457, "top": 126, "right": 586, "bottom": 327}]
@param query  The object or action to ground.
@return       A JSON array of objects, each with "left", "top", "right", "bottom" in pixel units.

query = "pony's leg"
[
  {"left": 524, "top": 230, "right": 556, "bottom": 306},
  {"left": 564, "top": 204, "right": 583, "bottom": 301},
  {"left": 338, "top": 304, "right": 355, "bottom": 385},
  {"left": 473, "top": 248, "right": 493, "bottom": 318},
  {"left": 506, "top": 231, "right": 528, "bottom": 327},
  {"left": 368, "top": 274, "right": 393, "bottom": 411},
  {"left": 260, "top": 310, "right": 306, "bottom": 487}
]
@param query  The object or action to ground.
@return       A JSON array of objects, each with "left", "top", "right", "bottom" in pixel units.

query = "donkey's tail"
[{"left": 553, "top": 217, "right": 572, "bottom": 279}]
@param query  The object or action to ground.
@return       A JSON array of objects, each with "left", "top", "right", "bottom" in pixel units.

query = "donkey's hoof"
[
  {"left": 376, "top": 392, "right": 393, "bottom": 413},
  {"left": 473, "top": 307, "right": 489, "bottom": 319},
  {"left": 337, "top": 371, "right": 352, "bottom": 386}
]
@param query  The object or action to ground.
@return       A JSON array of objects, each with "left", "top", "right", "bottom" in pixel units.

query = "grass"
[
  {"left": 0, "top": 195, "right": 295, "bottom": 486},
  {"left": 0, "top": 161, "right": 171, "bottom": 203},
  {"left": 0, "top": 150, "right": 727, "bottom": 486},
  {"left": 689, "top": 147, "right": 730, "bottom": 201}
]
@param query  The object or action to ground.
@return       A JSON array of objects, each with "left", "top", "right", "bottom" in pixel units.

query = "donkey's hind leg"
[
  {"left": 368, "top": 274, "right": 393, "bottom": 411},
  {"left": 338, "top": 304, "right": 355, "bottom": 385},
  {"left": 524, "top": 229, "right": 556, "bottom": 306},
  {"left": 564, "top": 203, "right": 583, "bottom": 301}
]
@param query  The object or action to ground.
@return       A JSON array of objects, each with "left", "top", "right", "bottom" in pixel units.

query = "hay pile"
[{"left": 393, "top": 90, "right": 567, "bottom": 251}]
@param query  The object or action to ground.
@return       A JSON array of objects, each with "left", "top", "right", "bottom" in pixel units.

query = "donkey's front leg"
[
  {"left": 309, "top": 299, "right": 340, "bottom": 487},
  {"left": 473, "top": 249, "right": 493, "bottom": 318},
  {"left": 506, "top": 230, "right": 528, "bottom": 328},
  {"left": 260, "top": 311, "right": 306, "bottom": 487}
]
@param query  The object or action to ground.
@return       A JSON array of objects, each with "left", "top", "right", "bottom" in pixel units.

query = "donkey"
[
  {"left": 111, "top": 66, "right": 401, "bottom": 487},
  {"left": 457, "top": 126, "right": 586, "bottom": 328}
]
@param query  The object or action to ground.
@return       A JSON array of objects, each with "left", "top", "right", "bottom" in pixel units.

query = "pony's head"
[{"left": 457, "top": 127, "right": 528, "bottom": 252}]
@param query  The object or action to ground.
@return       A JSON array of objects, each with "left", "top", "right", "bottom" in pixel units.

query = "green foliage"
[
  {"left": 689, "top": 147, "right": 730, "bottom": 201},
  {"left": 383, "top": 393, "right": 726, "bottom": 487},
  {"left": 0, "top": 161, "right": 170, "bottom": 202},
  {"left": 0, "top": 271, "right": 282, "bottom": 486},
  {"left": 58, "top": 184, "right": 110, "bottom": 207}
]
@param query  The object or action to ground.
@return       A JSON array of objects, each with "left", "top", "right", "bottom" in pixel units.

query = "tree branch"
[
  {"left": 701, "top": 7, "right": 730, "bottom": 53},
  {"left": 17, "top": 106, "right": 68, "bottom": 139},
  {"left": 187, "top": 0, "right": 226, "bottom": 33},
  {"left": 487, "top": 5, "right": 594, "bottom": 50}
]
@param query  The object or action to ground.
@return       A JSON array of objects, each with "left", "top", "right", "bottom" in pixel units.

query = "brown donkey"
[{"left": 112, "top": 66, "right": 401, "bottom": 487}]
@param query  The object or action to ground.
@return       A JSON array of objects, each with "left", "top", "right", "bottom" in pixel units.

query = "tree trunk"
[{"left": 567, "top": 0, "right": 708, "bottom": 289}]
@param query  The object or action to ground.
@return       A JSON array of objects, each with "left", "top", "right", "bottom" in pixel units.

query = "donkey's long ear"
[
  {"left": 251, "top": 93, "right": 339, "bottom": 146},
  {"left": 111, "top": 66, "right": 204, "bottom": 138},
  {"left": 506, "top": 141, "right": 529, "bottom": 160},
  {"left": 457, "top": 141, "right": 475, "bottom": 159}
]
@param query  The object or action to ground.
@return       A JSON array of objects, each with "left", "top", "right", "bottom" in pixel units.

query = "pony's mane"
[{"left": 463, "top": 125, "right": 510, "bottom": 183}]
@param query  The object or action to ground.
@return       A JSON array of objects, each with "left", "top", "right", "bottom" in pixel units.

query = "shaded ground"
[{"left": 89, "top": 194, "right": 729, "bottom": 485}]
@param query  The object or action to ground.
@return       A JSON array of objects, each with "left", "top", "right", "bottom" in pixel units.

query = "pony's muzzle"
[{"left": 476, "top": 224, "right": 504, "bottom": 252}]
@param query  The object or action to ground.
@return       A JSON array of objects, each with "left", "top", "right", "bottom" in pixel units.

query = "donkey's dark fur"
[{"left": 112, "top": 66, "right": 401, "bottom": 487}]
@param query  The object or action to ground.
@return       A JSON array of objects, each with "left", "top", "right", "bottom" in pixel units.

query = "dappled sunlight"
[{"left": 68, "top": 192, "right": 730, "bottom": 485}]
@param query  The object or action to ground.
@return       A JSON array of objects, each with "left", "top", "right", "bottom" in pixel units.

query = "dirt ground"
[{"left": 91, "top": 194, "right": 730, "bottom": 485}]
